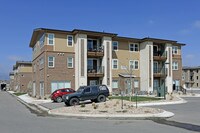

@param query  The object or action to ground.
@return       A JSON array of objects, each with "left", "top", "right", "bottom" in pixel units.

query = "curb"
[
  {"left": 7, "top": 91, "right": 175, "bottom": 120},
  {"left": 137, "top": 97, "right": 187, "bottom": 106},
  {"left": 48, "top": 110, "right": 174, "bottom": 120}
]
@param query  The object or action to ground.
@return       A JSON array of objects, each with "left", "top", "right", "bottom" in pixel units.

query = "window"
[
  {"left": 134, "top": 80, "right": 139, "bottom": 88},
  {"left": 51, "top": 81, "right": 71, "bottom": 93},
  {"left": 84, "top": 87, "right": 91, "bottom": 93},
  {"left": 172, "top": 46, "right": 178, "bottom": 54},
  {"left": 67, "top": 57, "right": 73, "bottom": 68},
  {"left": 67, "top": 35, "right": 73, "bottom": 47},
  {"left": 39, "top": 34, "right": 45, "bottom": 48},
  {"left": 129, "top": 60, "right": 139, "bottom": 70},
  {"left": 182, "top": 73, "right": 185, "bottom": 80},
  {"left": 172, "top": 61, "right": 178, "bottom": 70},
  {"left": 48, "top": 33, "right": 54, "bottom": 45},
  {"left": 48, "top": 56, "right": 55, "bottom": 67},
  {"left": 129, "top": 43, "right": 139, "bottom": 52},
  {"left": 197, "top": 76, "right": 198, "bottom": 80},
  {"left": 112, "top": 41, "right": 118, "bottom": 51},
  {"left": 197, "top": 83, "right": 199, "bottom": 87},
  {"left": 112, "top": 59, "right": 118, "bottom": 69},
  {"left": 112, "top": 80, "right": 118, "bottom": 88}
]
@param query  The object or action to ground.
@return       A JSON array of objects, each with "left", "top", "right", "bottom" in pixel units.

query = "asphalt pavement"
[{"left": 0, "top": 91, "right": 200, "bottom": 133}]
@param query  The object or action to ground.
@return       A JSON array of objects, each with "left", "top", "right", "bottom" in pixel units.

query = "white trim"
[
  {"left": 48, "top": 33, "right": 55, "bottom": 45},
  {"left": 67, "top": 57, "right": 73, "bottom": 68},
  {"left": 67, "top": 35, "right": 73, "bottom": 47},
  {"left": 112, "top": 41, "right": 118, "bottom": 51},
  {"left": 48, "top": 56, "right": 55, "bottom": 68},
  {"left": 112, "top": 59, "right": 118, "bottom": 69}
]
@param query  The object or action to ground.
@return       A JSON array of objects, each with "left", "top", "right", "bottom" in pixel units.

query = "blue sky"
[{"left": 0, "top": 0, "right": 200, "bottom": 80}]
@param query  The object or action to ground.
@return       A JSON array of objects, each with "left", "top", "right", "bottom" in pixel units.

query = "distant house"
[
  {"left": 182, "top": 66, "right": 200, "bottom": 88},
  {"left": 11, "top": 61, "right": 32, "bottom": 93}
]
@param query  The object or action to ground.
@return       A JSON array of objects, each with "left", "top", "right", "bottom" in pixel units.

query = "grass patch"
[
  {"left": 13, "top": 93, "right": 26, "bottom": 96},
  {"left": 109, "top": 96, "right": 162, "bottom": 102}
]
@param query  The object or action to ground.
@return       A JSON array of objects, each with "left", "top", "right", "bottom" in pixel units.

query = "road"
[{"left": 0, "top": 91, "right": 200, "bottom": 133}]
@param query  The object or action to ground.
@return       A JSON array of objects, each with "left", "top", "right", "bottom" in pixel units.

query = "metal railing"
[{"left": 87, "top": 66, "right": 104, "bottom": 74}]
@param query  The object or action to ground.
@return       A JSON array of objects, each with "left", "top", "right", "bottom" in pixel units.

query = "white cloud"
[
  {"left": 7, "top": 55, "right": 22, "bottom": 62},
  {"left": 194, "top": 20, "right": 200, "bottom": 29}
]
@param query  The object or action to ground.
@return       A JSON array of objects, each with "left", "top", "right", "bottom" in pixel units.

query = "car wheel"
[
  {"left": 56, "top": 97, "right": 63, "bottom": 103},
  {"left": 69, "top": 98, "right": 79, "bottom": 106},
  {"left": 65, "top": 102, "right": 69, "bottom": 106},
  {"left": 97, "top": 95, "right": 106, "bottom": 102}
]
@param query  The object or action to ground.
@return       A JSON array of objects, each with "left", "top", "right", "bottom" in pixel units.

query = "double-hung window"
[
  {"left": 112, "top": 41, "right": 118, "bottom": 51},
  {"left": 67, "top": 35, "right": 73, "bottom": 47},
  {"left": 112, "top": 59, "right": 118, "bottom": 69},
  {"left": 48, "top": 33, "right": 54, "bottom": 45},
  {"left": 67, "top": 57, "right": 73, "bottom": 68},
  {"left": 129, "top": 60, "right": 139, "bottom": 70},
  {"left": 129, "top": 43, "right": 139, "bottom": 52},
  {"left": 48, "top": 56, "right": 55, "bottom": 67},
  {"left": 172, "top": 61, "right": 178, "bottom": 70},
  {"left": 172, "top": 46, "right": 178, "bottom": 54}
]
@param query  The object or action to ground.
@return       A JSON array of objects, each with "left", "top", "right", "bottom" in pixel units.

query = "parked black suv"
[{"left": 62, "top": 85, "right": 109, "bottom": 106}]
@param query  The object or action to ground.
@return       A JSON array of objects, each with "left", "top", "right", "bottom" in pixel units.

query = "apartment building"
[
  {"left": 11, "top": 61, "right": 32, "bottom": 92},
  {"left": 29, "top": 28, "right": 185, "bottom": 98},
  {"left": 182, "top": 66, "right": 200, "bottom": 88},
  {"left": 9, "top": 72, "right": 14, "bottom": 91}
]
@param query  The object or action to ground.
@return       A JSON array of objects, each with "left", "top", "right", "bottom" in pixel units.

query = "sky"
[{"left": 0, "top": 0, "right": 200, "bottom": 80}]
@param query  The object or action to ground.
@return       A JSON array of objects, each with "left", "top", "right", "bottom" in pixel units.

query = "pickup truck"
[{"left": 62, "top": 85, "right": 109, "bottom": 106}]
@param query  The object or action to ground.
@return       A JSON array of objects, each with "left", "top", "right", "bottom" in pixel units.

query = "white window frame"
[
  {"left": 67, "top": 57, "right": 73, "bottom": 68},
  {"left": 112, "top": 59, "right": 118, "bottom": 69},
  {"left": 67, "top": 35, "right": 73, "bottom": 47},
  {"left": 129, "top": 60, "right": 139, "bottom": 70},
  {"left": 112, "top": 41, "right": 118, "bottom": 51},
  {"left": 48, "top": 33, "right": 54, "bottom": 45},
  {"left": 48, "top": 56, "right": 55, "bottom": 68},
  {"left": 172, "top": 61, "right": 178, "bottom": 70},
  {"left": 112, "top": 80, "right": 118, "bottom": 89},
  {"left": 172, "top": 46, "right": 178, "bottom": 54},
  {"left": 129, "top": 43, "right": 139, "bottom": 52}
]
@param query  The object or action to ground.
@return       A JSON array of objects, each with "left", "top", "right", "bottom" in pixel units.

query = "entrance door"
[{"left": 40, "top": 82, "right": 44, "bottom": 98}]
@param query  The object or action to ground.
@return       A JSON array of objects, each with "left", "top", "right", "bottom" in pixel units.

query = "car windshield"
[{"left": 76, "top": 87, "right": 85, "bottom": 93}]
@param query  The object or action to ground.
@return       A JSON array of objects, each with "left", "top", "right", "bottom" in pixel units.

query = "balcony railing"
[
  {"left": 87, "top": 66, "right": 104, "bottom": 77},
  {"left": 153, "top": 67, "right": 167, "bottom": 78},
  {"left": 153, "top": 51, "right": 167, "bottom": 61},
  {"left": 87, "top": 47, "right": 104, "bottom": 57}
]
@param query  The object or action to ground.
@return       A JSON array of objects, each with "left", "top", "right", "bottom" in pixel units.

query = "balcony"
[
  {"left": 87, "top": 66, "right": 104, "bottom": 77},
  {"left": 153, "top": 51, "right": 167, "bottom": 61},
  {"left": 87, "top": 47, "right": 104, "bottom": 57},
  {"left": 153, "top": 67, "right": 167, "bottom": 78}
]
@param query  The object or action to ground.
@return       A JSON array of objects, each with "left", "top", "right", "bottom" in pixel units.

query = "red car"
[{"left": 51, "top": 88, "right": 75, "bottom": 103}]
